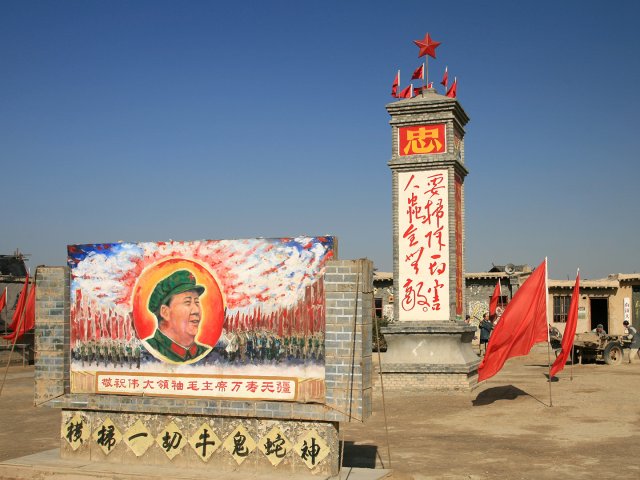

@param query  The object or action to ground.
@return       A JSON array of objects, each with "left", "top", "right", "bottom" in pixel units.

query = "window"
[
  {"left": 374, "top": 298, "right": 383, "bottom": 319},
  {"left": 553, "top": 296, "right": 571, "bottom": 323}
]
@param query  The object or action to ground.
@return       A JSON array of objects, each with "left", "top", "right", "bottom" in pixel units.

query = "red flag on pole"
[
  {"left": 391, "top": 70, "right": 400, "bottom": 97},
  {"left": 398, "top": 84, "right": 413, "bottom": 99},
  {"left": 489, "top": 280, "right": 502, "bottom": 320},
  {"left": 478, "top": 259, "right": 548, "bottom": 382},
  {"left": 411, "top": 64, "right": 424, "bottom": 80},
  {"left": 0, "top": 287, "right": 6, "bottom": 313},
  {"left": 446, "top": 77, "right": 457, "bottom": 98},
  {"left": 3, "top": 283, "right": 36, "bottom": 341},
  {"left": 6, "top": 274, "right": 29, "bottom": 331},
  {"left": 440, "top": 66, "right": 448, "bottom": 88},
  {"left": 550, "top": 272, "right": 580, "bottom": 378},
  {"left": 21, "top": 283, "right": 36, "bottom": 334}
]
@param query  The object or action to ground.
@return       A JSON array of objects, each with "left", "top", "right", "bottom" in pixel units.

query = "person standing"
[
  {"left": 623, "top": 320, "right": 639, "bottom": 364},
  {"left": 479, "top": 313, "right": 493, "bottom": 355}
]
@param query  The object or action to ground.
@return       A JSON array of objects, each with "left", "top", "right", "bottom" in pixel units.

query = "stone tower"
[{"left": 381, "top": 87, "right": 479, "bottom": 390}]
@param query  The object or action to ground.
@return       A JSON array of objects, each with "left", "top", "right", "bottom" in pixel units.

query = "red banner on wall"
[{"left": 398, "top": 124, "right": 446, "bottom": 156}]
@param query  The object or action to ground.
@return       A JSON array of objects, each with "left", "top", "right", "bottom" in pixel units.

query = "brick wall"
[{"left": 34, "top": 261, "right": 372, "bottom": 423}]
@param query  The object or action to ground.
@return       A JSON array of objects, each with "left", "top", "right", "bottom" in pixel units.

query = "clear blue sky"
[{"left": 2, "top": 0, "right": 639, "bottom": 280}]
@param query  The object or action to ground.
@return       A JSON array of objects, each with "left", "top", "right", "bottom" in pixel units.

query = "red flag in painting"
[
  {"left": 446, "top": 77, "right": 457, "bottom": 98},
  {"left": 6, "top": 274, "right": 29, "bottom": 331},
  {"left": 440, "top": 66, "right": 448, "bottom": 88},
  {"left": 550, "top": 272, "right": 580, "bottom": 378},
  {"left": 478, "top": 259, "right": 548, "bottom": 382},
  {"left": 0, "top": 288, "right": 6, "bottom": 313},
  {"left": 398, "top": 85, "right": 413, "bottom": 99},
  {"left": 391, "top": 70, "right": 400, "bottom": 97},
  {"left": 411, "top": 64, "right": 424, "bottom": 80},
  {"left": 489, "top": 280, "right": 502, "bottom": 320}
]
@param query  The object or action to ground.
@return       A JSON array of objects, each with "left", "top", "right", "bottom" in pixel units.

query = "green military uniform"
[
  {"left": 145, "top": 269, "right": 208, "bottom": 363},
  {"left": 145, "top": 328, "right": 209, "bottom": 362}
]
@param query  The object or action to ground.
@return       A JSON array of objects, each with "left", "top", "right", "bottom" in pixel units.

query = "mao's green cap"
[{"left": 148, "top": 270, "right": 205, "bottom": 314}]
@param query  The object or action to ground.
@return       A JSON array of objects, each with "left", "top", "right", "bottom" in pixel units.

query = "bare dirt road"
[
  {"left": 1, "top": 345, "right": 639, "bottom": 479},
  {"left": 343, "top": 345, "right": 640, "bottom": 479}
]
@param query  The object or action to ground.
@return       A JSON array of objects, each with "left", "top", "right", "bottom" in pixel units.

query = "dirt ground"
[{"left": 1, "top": 345, "right": 639, "bottom": 479}]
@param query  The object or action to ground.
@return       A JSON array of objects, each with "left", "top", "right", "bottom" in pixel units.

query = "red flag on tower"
[
  {"left": 550, "top": 272, "right": 580, "bottom": 378},
  {"left": 398, "top": 84, "right": 413, "bottom": 99},
  {"left": 478, "top": 259, "right": 549, "bottom": 382},
  {"left": 391, "top": 70, "right": 400, "bottom": 97},
  {"left": 440, "top": 66, "right": 449, "bottom": 88},
  {"left": 446, "top": 77, "right": 457, "bottom": 98},
  {"left": 411, "top": 64, "right": 424, "bottom": 80}
]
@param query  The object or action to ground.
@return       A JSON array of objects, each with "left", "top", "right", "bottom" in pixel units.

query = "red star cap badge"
[{"left": 414, "top": 33, "right": 441, "bottom": 59}]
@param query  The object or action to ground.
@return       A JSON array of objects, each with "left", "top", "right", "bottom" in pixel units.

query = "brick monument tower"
[{"left": 381, "top": 85, "right": 479, "bottom": 390}]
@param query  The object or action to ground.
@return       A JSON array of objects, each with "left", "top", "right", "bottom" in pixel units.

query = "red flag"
[
  {"left": 411, "top": 64, "right": 424, "bottom": 80},
  {"left": 0, "top": 288, "right": 6, "bottom": 313},
  {"left": 21, "top": 283, "right": 36, "bottom": 334},
  {"left": 550, "top": 272, "right": 580, "bottom": 378},
  {"left": 391, "top": 70, "right": 400, "bottom": 97},
  {"left": 446, "top": 77, "right": 457, "bottom": 98},
  {"left": 489, "top": 280, "right": 502, "bottom": 320},
  {"left": 427, "top": 82, "right": 433, "bottom": 89},
  {"left": 440, "top": 66, "right": 448, "bottom": 88},
  {"left": 3, "top": 283, "right": 36, "bottom": 341},
  {"left": 478, "top": 259, "right": 548, "bottom": 382},
  {"left": 414, "top": 86, "right": 425, "bottom": 96},
  {"left": 6, "top": 274, "right": 29, "bottom": 331},
  {"left": 398, "top": 84, "right": 413, "bottom": 99}
]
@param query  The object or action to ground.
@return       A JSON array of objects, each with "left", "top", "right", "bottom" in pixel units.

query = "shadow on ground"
[
  {"left": 472, "top": 385, "right": 529, "bottom": 406},
  {"left": 340, "top": 441, "right": 380, "bottom": 468}
]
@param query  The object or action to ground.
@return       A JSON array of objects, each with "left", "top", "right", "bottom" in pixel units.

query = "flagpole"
[
  {"left": 544, "top": 258, "right": 553, "bottom": 407},
  {"left": 423, "top": 61, "right": 426, "bottom": 88},
  {"left": 425, "top": 56, "right": 429, "bottom": 90}
]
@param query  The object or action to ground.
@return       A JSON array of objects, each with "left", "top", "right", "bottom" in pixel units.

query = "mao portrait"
[{"left": 144, "top": 269, "right": 211, "bottom": 362}]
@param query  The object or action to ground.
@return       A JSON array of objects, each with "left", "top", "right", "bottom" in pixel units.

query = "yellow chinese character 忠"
[{"left": 403, "top": 126, "right": 443, "bottom": 155}]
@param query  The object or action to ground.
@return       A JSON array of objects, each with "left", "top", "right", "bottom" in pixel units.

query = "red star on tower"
[{"left": 413, "top": 33, "right": 441, "bottom": 59}]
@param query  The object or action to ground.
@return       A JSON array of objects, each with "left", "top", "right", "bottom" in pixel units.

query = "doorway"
[{"left": 590, "top": 298, "right": 609, "bottom": 332}]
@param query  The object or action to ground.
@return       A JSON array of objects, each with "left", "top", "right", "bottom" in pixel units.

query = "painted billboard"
[{"left": 67, "top": 237, "right": 334, "bottom": 403}]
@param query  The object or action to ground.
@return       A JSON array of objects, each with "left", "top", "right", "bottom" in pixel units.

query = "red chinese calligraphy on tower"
[
  {"left": 397, "top": 170, "right": 450, "bottom": 321},
  {"left": 398, "top": 124, "right": 446, "bottom": 156}
]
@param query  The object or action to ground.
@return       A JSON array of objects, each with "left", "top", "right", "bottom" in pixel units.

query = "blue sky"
[{"left": 2, "top": 0, "right": 639, "bottom": 280}]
